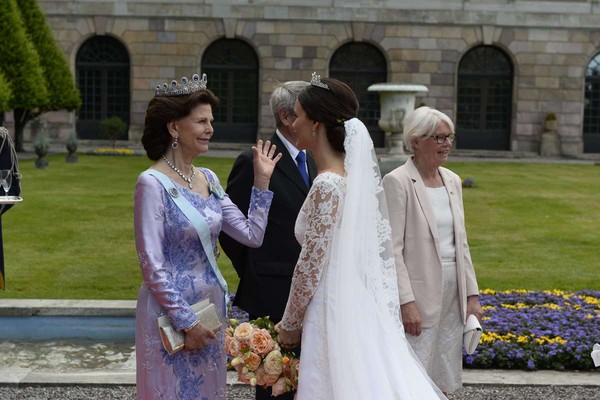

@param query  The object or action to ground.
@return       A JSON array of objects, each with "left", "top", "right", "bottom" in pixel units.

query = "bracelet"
[{"left": 183, "top": 320, "right": 200, "bottom": 333}]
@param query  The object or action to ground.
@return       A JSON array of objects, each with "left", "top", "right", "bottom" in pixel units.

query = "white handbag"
[
  {"left": 591, "top": 343, "right": 600, "bottom": 367},
  {"left": 463, "top": 314, "right": 483, "bottom": 355}
]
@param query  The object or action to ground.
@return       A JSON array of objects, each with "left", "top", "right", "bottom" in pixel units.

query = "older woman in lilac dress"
[{"left": 134, "top": 73, "right": 281, "bottom": 400}]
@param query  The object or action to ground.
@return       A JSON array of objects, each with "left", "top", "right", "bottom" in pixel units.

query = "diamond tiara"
[
  {"left": 155, "top": 73, "right": 208, "bottom": 97},
  {"left": 310, "top": 72, "right": 330, "bottom": 90}
]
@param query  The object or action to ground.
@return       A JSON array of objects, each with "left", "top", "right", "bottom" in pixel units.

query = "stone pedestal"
[
  {"left": 367, "top": 83, "right": 428, "bottom": 155},
  {"left": 540, "top": 132, "right": 560, "bottom": 157}
]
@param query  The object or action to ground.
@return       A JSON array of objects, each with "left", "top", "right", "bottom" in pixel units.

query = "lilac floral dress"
[{"left": 134, "top": 167, "right": 273, "bottom": 400}]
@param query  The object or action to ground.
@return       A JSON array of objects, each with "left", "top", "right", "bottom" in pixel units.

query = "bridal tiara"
[
  {"left": 155, "top": 73, "right": 208, "bottom": 97},
  {"left": 310, "top": 72, "right": 330, "bottom": 90}
]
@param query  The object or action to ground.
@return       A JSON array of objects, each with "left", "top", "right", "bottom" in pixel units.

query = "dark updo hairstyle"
[
  {"left": 297, "top": 78, "right": 359, "bottom": 153},
  {"left": 142, "top": 90, "right": 219, "bottom": 160}
]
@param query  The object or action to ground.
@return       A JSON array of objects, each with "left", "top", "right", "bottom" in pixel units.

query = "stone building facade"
[{"left": 29, "top": 0, "right": 600, "bottom": 157}]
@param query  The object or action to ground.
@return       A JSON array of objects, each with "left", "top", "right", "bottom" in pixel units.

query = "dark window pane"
[
  {"left": 76, "top": 36, "right": 130, "bottom": 140},
  {"left": 456, "top": 46, "right": 513, "bottom": 150},
  {"left": 330, "top": 42, "right": 387, "bottom": 148},
  {"left": 202, "top": 40, "right": 258, "bottom": 143},
  {"left": 583, "top": 53, "right": 600, "bottom": 152}
]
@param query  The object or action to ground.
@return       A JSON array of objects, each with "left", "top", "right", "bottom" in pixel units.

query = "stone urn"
[
  {"left": 367, "top": 83, "right": 428, "bottom": 155},
  {"left": 65, "top": 133, "right": 79, "bottom": 163},
  {"left": 540, "top": 113, "right": 560, "bottom": 157}
]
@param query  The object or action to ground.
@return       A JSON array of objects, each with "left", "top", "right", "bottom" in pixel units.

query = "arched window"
[
  {"left": 584, "top": 52, "right": 600, "bottom": 153},
  {"left": 76, "top": 36, "right": 130, "bottom": 140},
  {"left": 330, "top": 43, "right": 387, "bottom": 148},
  {"left": 201, "top": 39, "right": 259, "bottom": 143},
  {"left": 456, "top": 46, "right": 513, "bottom": 150}
]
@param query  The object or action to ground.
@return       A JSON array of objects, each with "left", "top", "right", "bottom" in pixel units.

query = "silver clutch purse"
[{"left": 157, "top": 299, "right": 222, "bottom": 355}]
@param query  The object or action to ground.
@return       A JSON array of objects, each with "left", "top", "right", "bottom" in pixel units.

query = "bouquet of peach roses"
[{"left": 225, "top": 316, "right": 299, "bottom": 396}]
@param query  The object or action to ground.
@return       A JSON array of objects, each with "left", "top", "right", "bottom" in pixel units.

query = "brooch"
[{"left": 168, "top": 187, "right": 179, "bottom": 198}]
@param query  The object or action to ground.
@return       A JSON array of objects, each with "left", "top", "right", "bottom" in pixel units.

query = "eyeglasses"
[{"left": 430, "top": 133, "right": 456, "bottom": 144}]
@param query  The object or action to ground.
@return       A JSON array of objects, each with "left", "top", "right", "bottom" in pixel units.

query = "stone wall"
[{"left": 30, "top": 0, "right": 600, "bottom": 156}]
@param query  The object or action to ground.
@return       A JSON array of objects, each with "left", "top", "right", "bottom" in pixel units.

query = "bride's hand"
[{"left": 275, "top": 322, "right": 301, "bottom": 349}]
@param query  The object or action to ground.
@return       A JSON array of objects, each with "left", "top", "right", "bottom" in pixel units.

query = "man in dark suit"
[
  {"left": 0, "top": 126, "right": 21, "bottom": 290},
  {"left": 220, "top": 80, "right": 314, "bottom": 400}
]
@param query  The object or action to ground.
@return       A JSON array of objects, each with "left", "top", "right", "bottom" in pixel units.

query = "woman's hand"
[
  {"left": 252, "top": 139, "right": 282, "bottom": 191},
  {"left": 274, "top": 322, "right": 302, "bottom": 350},
  {"left": 467, "top": 295, "right": 484, "bottom": 322},
  {"left": 401, "top": 302, "right": 422, "bottom": 336},
  {"left": 183, "top": 323, "right": 217, "bottom": 351}
]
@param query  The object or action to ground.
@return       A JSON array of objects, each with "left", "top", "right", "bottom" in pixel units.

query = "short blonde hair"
[{"left": 403, "top": 106, "right": 455, "bottom": 153}]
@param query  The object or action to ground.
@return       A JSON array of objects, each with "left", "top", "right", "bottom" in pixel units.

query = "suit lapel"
[
  {"left": 439, "top": 168, "right": 462, "bottom": 247},
  {"left": 271, "top": 134, "right": 310, "bottom": 195},
  {"left": 406, "top": 158, "right": 442, "bottom": 259},
  {"left": 306, "top": 151, "right": 317, "bottom": 185}
]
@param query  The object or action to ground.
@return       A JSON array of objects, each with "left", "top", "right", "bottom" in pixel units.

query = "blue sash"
[{"left": 142, "top": 169, "right": 229, "bottom": 308}]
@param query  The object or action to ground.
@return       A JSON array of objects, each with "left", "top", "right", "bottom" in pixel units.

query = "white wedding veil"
[{"left": 326, "top": 118, "right": 446, "bottom": 399}]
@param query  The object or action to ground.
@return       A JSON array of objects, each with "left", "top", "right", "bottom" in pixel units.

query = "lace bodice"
[{"left": 280, "top": 172, "right": 345, "bottom": 331}]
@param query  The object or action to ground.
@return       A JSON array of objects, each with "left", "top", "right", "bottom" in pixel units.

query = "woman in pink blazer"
[{"left": 382, "top": 107, "right": 483, "bottom": 394}]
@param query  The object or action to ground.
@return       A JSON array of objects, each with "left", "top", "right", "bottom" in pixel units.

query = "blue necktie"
[{"left": 296, "top": 151, "right": 310, "bottom": 187}]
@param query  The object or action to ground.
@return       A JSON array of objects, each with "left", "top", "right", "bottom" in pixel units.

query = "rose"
[
  {"left": 281, "top": 355, "right": 291, "bottom": 367},
  {"left": 250, "top": 328, "right": 274, "bottom": 356},
  {"left": 271, "top": 377, "right": 288, "bottom": 397},
  {"left": 254, "top": 366, "right": 266, "bottom": 386},
  {"left": 263, "top": 349, "right": 283, "bottom": 376},
  {"left": 234, "top": 322, "right": 254, "bottom": 343},
  {"left": 225, "top": 335, "right": 240, "bottom": 356},
  {"left": 238, "top": 370, "right": 254, "bottom": 384},
  {"left": 244, "top": 352, "right": 261, "bottom": 371},
  {"left": 263, "top": 373, "right": 280, "bottom": 386}
]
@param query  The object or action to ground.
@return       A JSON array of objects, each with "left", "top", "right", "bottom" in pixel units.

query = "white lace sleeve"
[{"left": 280, "top": 178, "right": 342, "bottom": 331}]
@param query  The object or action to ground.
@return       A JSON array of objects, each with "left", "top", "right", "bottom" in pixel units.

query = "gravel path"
[{"left": 0, "top": 385, "right": 598, "bottom": 400}]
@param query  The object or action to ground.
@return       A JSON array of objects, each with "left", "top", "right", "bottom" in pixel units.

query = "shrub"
[{"left": 100, "top": 116, "right": 127, "bottom": 148}]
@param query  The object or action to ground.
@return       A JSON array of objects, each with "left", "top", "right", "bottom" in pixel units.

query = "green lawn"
[{"left": 0, "top": 154, "right": 598, "bottom": 300}]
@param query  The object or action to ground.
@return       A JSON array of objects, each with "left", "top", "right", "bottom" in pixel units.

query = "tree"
[
  {"left": 0, "top": 72, "right": 12, "bottom": 124},
  {"left": 17, "top": 0, "right": 81, "bottom": 112},
  {"left": 0, "top": 0, "right": 47, "bottom": 152},
  {"left": 15, "top": 0, "right": 81, "bottom": 150}
]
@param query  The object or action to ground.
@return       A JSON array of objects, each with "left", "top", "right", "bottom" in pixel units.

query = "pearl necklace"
[{"left": 162, "top": 155, "right": 195, "bottom": 189}]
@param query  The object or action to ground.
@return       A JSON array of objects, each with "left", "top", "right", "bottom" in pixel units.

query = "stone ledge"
[{"left": 0, "top": 299, "right": 136, "bottom": 317}]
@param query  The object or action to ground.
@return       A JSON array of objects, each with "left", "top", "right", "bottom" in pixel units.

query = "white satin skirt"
[{"left": 406, "top": 260, "right": 463, "bottom": 394}]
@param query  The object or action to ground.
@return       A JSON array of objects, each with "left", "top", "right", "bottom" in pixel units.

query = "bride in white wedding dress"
[{"left": 276, "top": 74, "right": 447, "bottom": 400}]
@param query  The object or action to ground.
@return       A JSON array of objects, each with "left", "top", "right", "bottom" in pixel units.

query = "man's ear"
[{"left": 277, "top": 109, "right": 291, "bottom": 127}]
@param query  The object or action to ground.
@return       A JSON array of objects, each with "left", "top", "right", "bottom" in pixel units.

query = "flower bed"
[
  {"left": 229, "top": 290, "right": 600, "bottom": 371},
  {"left": 466, "top": 289, "right": 599, "bottom": 370},
  {"left": 90, "top": 147, "right": 135, "bottom": 156}
]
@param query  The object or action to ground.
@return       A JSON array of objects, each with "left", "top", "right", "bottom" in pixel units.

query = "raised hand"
[{"left": 252, "top": 139, "right": 282, "bottom": 191}]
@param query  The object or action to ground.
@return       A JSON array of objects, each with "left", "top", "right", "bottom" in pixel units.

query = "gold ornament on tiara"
[
  {"left": 310, "top": 72, "right": 330, "bottom": 90},
  {"left": 155, "top": 73, "right": 208, "bottom": 97}
]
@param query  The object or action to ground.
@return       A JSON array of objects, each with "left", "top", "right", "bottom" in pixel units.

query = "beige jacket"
[{"left": 382, "top": 158, "right": 479, "bottom": 328}]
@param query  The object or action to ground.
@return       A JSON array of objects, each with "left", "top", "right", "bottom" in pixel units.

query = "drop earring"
[
  {"left": 172, "top": 136, "right": 179, "bottom": 149},
  {"left": 311, "top": 129, "right": 316, "bottom": 137}
]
